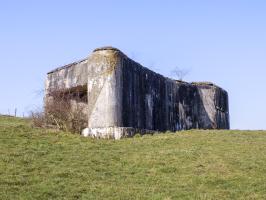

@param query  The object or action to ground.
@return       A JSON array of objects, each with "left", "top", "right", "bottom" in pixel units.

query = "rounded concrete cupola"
[{"left": 93, "top": 46, "right": 122, "bottom": 53}]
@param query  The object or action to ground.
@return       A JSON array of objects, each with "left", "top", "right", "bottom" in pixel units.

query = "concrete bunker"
[{"left": 45, "top": 47, "right": 230, "bottom": 139}]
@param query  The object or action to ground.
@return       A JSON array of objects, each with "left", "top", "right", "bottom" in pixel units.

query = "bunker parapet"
[{"left": 45, "top": 47, "right": 230, "bottom": 139}]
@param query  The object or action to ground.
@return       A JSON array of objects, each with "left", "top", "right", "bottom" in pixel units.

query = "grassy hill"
[{"left": 0, "top": 116, "right": 266, "bottom": 200}]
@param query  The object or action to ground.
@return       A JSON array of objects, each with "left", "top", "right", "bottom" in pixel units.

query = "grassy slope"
[{"left": 0, "top": 116, "right": 266, "bottom": 200}]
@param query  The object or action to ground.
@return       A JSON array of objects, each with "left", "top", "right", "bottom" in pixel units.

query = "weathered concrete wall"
[
  {"left": 46, "top": 59, "right": 88, "bottom": 91},
  {"left": 195, "top": 83, "right": 229, "bottom": 129},
  {"left": 86, "top": 48, "right": 123, "bottom": 128},
  {"left": 45, "top": 59, "right": 89, "bottom": 124},
  {"left": 46, "top": 46, "right": 230, "bottom": 139},
  {"left": 120, "top": 57, "right": 229, "bottom": 132}
]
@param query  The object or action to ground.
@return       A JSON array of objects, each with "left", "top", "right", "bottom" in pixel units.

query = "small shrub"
[
  {"left": 31, "top": 88, "right": 87, "bottom": 134},
  {"left": 134, "top": 133, "right": 141, "bottom": 138},
  {"left": 30, "top": 109, "right": 46, "bottom": 128},
  {"left": 164, "top": 130, "right": 172, "bottom": 135}
]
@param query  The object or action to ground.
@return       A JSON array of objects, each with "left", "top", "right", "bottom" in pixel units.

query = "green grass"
[{"left": 0, "top": 116, "right": 266, "bottom": 200}]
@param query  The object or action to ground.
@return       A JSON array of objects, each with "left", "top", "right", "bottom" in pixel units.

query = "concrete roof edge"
[
  {"left": 47, "top": 58, "right": 88, "bottom": 74},
  {"left": 48, "top": 46, "right": 127, "bottom": 75},
  {"left": 191, "top": 82, "right": 227, "bottom": 91}
]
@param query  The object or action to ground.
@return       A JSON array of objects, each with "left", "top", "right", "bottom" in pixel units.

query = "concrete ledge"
[{"left": 81, "top": 127, "right": 155, "bottom": 140}]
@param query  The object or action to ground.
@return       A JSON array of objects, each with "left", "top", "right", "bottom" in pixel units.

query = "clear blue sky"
[{"left": 0, "top": 0, "right": 265, "bottom": 130}]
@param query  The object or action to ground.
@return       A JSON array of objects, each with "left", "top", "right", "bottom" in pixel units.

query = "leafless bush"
[
  {"left": 171, "top": 67, "right": 190, "bottom": 81},
  {"left": 31, "top": 87, "right": 87, "bottom": 134},
  {"left": 30, "top": 109, "right": 46, "bottom": 128}
]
